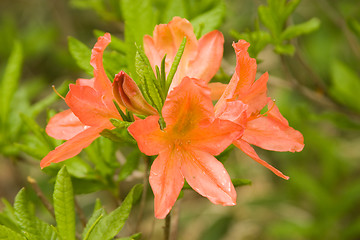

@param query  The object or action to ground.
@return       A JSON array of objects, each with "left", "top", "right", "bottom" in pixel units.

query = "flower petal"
[
  {"left": 65, "top": 84, "right": 120, "bottom": 127},
  {"left": 181, "top": 150, "right": 236, "bottom": 206},
  {"left": 149, "top": 149, "right": 184, "bottom": 219},
  {"left": 46, "top": 109, "right": 87, "bottom": 140},
  {"left": 90, "top": 33, "right": 113, "bottom": 95},
  {"left": 242, "top": 101, "right": 304, "bottom": 152},
  {"left": 163, "top": 77, "right": 214, "bottom": 131},
  {"left": 189, "top": 118, "right": 243, "bottom": 156},
  {"left": 127, "top": 115, "right": 167, "bottom": 156},
  {"left": 40, "top": 124, "right": 108, "bottom": 168},
  {"left": 187, "top": 30, "right": 224, "bottom": 83},
  {"left": 233, "top": 139, "right": 289, "bottom": 180},
  {"left": 209, "top": 82, "right": 227, "bottom": 100}
]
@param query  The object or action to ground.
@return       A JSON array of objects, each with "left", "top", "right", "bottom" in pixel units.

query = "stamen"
[{"left": 52, "top": 85, "right": 65, "bottom": 100}]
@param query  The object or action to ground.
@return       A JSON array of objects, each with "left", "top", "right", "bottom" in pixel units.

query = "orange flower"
[
  {"left": 215, "top": 40, "right": 304, "bottom": 179},
  {"left": 128, "top": 77, "right": 242, "bottom": 219},
  {"left": 144, "top": 17, "right": 224, "bottom": 92},
  {"left": 41, "top": 33, "right": 121, "bottom": 168}
]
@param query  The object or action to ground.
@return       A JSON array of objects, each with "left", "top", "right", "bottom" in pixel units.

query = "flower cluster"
[{"left": 41, "top": 17, "right": 304, "bottom": 219}]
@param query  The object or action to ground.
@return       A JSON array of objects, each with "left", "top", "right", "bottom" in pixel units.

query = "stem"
[
  {"left": 27, "top": 176, "right": 55, "bottom": 218},
  {"left": 135, "top": 155, "right": 150, "bottom": 232},
  {"left": 164, "top": 213, "right": 171, "bottom": 240}
]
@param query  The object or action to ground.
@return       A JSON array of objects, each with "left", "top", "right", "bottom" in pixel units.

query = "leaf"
[
  {"left": 166, "top": 37, "right": 186, "bottom": 92},
  {"left": 118, "top": 150, "right": 141, "bottom": 181},
  {"left": 53, "top": 166, "right": 76, "bottom": 240},
  {"left": 82, "top": 208, "right": 106, "bottom": 240},
  {"left": 0, "top": 41, "right": 22, "bottom": 127},
  {"left": 121, "top": 0, "right": 155, "bottom": 77},
  {"left": 72, "top": 178, "right": 105, "bottom": 195},
  {"left": 274, "top": 43, "right": 295, "bottom": 55},
  {"left": 35, "top": 219, "right": 60, "bottom": 240},
  {"left": 14, "top": 188, "right": 40, "bottom": 238},
  {"left": 86, "top": 184, "right": 143, "bottom": 240},
  {"left": 135, "top": 48, "right": 163, "bottom": 112},
  {"left": 281, "top": 18, "right": 321, "bottom": 40},
  {"left": 116, "top": 233, "right": 142, "bottom": 240},
  {"left": 0, "top": 225, "right": 26, "bottom": 240},
  {"left": 348, "top": 18, "right": 360, "bottom": 38},
  {"left": 329, "top": 60, "right": 360, "bottom": 112},
  {"left": 190, "top": 1, "right": 225, "bottom": 36},
  {"left": 163, "top": 0, "right": 187, "bottom": 23},
  {"left": 230, "top": 30, "right": 271, "bottom": 58},
  {"left": 20, "top": 113, "right": 56, "bottom": 150},
  {"left": 68, "top": 37, "right": 93, "bottom": 75}
]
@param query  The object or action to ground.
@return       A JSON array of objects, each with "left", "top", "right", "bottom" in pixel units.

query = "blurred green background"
[{"left": 1, "top": 0, "right": 360, "bottom": 239}]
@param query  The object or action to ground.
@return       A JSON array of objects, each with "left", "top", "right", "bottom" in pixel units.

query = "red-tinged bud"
[{"left": 113, "top": 71, "right": 158, "bottom": 116}]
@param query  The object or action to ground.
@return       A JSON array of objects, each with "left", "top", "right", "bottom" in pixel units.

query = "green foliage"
[
  {"left": 68, "top": 37, "right": 93, "bottom": 76},
  {"left": 53, "top": 166, "right": 76, "bottom": 240},
  {"left": 329, "top": 60, "right": 360, "bottom": 113},
  {"left": 232, "top": 0, "right": 320, "bottom": 57},
  {"left": 84, "top": 184, "right": 143, "bottom": 240},
  {"left": 0, "top": 225, "right": 26, "bottom": 240}
]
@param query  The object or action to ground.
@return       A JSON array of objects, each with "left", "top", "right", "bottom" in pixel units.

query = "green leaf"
[
  {"left": 118, "top": 150, "right": 141, "bottom": 181},
  {"left": 274, "top": 43, "right": 295, "bottom": 55},
  {"left": 0, "top": 41, "right": 22, "bottom": 127},
  {"left": 14, "top": 188, "right": 40, "bottom": 238},
  {"left": 35, "top": 219, "right": 60, "bottom": 240},
  {"left": 0, "top": 225, "right": 26, "bottom": 240},
  {"left": 86, "top": 184, "right": 143, "bottom": 240},
  {"left": 190, "top": 1, "right": 225, "bottom": 36},
  {"left": 116, "top": 233, "right": 142, "bottom": 240},
  {"left": 166, "top": 37, "right": 187, "bottom": 92},
  {"left": 20, "top": 113, "right": 56, "bottom": 150},
  {"left": 68, "top": 37, "right": 93, "bottom": 75},
  {"left": 121, "top": 0, "right": 155, "bottom": 76},
  {"left": 53, "top": 166, "right": 75, "bottom": 240},
  {"left": 100, "top": 128, "right": 136, "bottom": 144},
  {"left": 281, "top": 18, "right": 321, "bottom": 40},
  {"left": 82, "top": 208, "right": 106, "bottom": 240},
  {"left": 163, "top": 0, "right": 187, "bottom": 23},
  {"left": 348, "top": 18, "right": 360, "bottom": 38},
  {"left": 135, "top": 48, "right": 163, "bottom": 112},
  {"left": 329, "top": 60, "right": 360, "bottom": 112},
  {"left": 72, "top": 178, "right": 105, "bottom": 195}
]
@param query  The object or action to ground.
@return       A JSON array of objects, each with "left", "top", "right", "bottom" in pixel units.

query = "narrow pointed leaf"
[
  {"left": 166, "top": 37, "right": 186, "bottom": 91},
  {"left": 280, "top": 18, "right": 321, "bottom": 40},
  {"left": 53, "top": 166, "right": 75, "bottom": 240},
  {"left": 0, "top": 41, "right": 22, "bottom": 126},
  {"left": 86, "top": 184, "right": 143, "bottom": 240},
  {"left": 14, "top": 188, "right": 40, "bottom": 238},
  {"left": 68, "top": 37, "right": 92, "bottom": 75},
  {"left": 0, "top": 225, "right": 26, "bottom": 240},
  {"left": 82, "top": 208, "right": 106, "bottom": 240}
]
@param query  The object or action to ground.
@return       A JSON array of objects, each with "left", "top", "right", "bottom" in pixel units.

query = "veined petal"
[
  {"left": 65, "top": 84, "right": 120, "bottom": 127},
  {"left": 232, "top": 40, "right": 257, "bottom": 96},
  {"left": 242, "top": 102, "right": 304, "bottom": 152},
  {"left": 240, "top": 72, "right": 269, "bottom": 115},
  {"left": 149, "top": 149, "right": 184, "bottom": 219},
  {"left": 90, "top": 33, "right": 113, "bottom": 94},
  {"left": 40, "top": 124, "right": 109, "bottom": 168},
  {"left": 163, "top": 77, "right": 214, "bottom": 131},
  {"left": 187, "top": 30, "right": 224, "bottom": 83},
  {"left": 128, "top": 115, "right": 167, "bottom": 156},
  {"left": 209, "top": 82, "right": 227, "bottom": 100},
  {"left": 46, "top": 109, "right": 87, "bottom": 140},
  {"left": 233, "top": 139, "right": 289, "bottom": 180},
  {"left": 189, "top": 118, "right": 243, "bottom": 156},
  {"left": 181, "top": 150, "right": 236, "bottom": 206}
]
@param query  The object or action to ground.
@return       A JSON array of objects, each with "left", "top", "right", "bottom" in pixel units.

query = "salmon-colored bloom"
[
  {"left": 144, "top": 17, "right": 224, "bottom": 92},
  {"left": 128, "top": 77, "right": 242, "bottom": 219},
  {"left": 41, "top": 33, "right": 121, "bottom": 168},
  {"left": 215, "top": 40, "right": 304, "bottom": 179},
  {"left": 113, "top": 71, "right": 157, "bottom": 116}
]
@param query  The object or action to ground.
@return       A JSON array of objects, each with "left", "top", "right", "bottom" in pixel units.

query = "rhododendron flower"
[
  {"left": 128, "top": 77, "right": 242, "bottom": 219},
  {"left": 144, "top": 17, "right": 224, "bottom": 92},
  {"left": 113, "top": 71, "right": 157, "bottom": 116},
  {"left": 215, "top": 40, "right": 304, "bottom": 179},
  {"left": 41, "top": 33, "right": 121, "bottom": 168}
]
